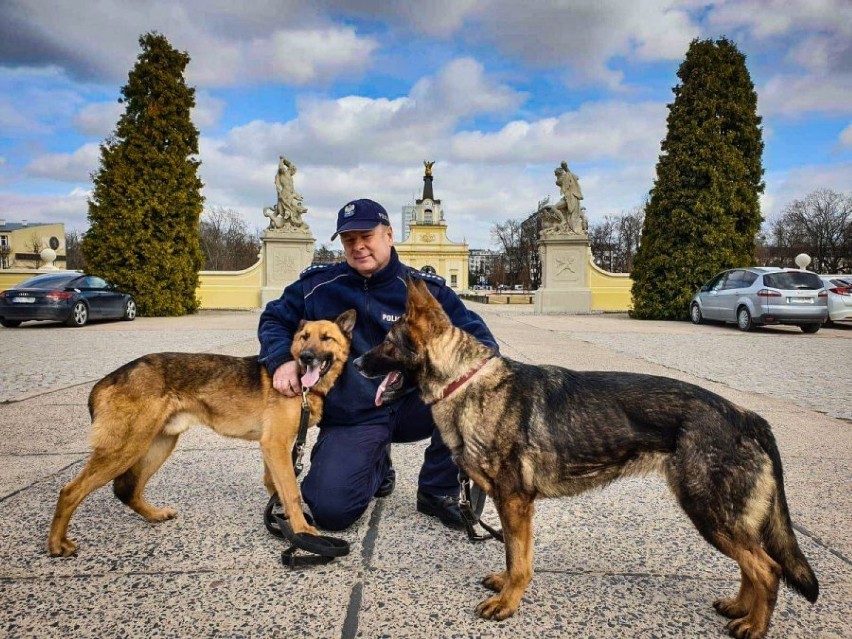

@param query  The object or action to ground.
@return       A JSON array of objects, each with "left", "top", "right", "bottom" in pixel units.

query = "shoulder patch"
[
  {"left": 299, "top": 263, "right": 334, "bottom": 278},
  {"left": 407, "top": 267, "right": 445, "bottom": 286}
]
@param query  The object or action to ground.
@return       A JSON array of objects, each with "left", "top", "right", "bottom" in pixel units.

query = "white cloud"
[
  {"left": 759, "top": 73, "right": 852, "bottom": 116},
  {"left": 707, "top": 0, "right": 852, "bottom": 40},
  {"left": 1, "top": 2, "right": 379, "bottom": 88},
  {"left": 193, "top": 90, "right": 225, "bottom": 129},
  {"left": 72, "top": 101, "right": 122, "bottom": 137},
  {"left": 25, "top": 143, "right": 100, "bottom": 182},
  {"left": 219, "top": 58, "right": 525, "bottom": 165},
  {"left": 840, "top": 123, "right": 852, "bottom": 148},
  {"left": 762, "top": 161, "right": 852, "bottom": 223},
  {"left": 450, "top": 101, "right": 667, "bottom": 164},
  {"left": 0, "top": 189, "right": 90, "bottom": 230}
]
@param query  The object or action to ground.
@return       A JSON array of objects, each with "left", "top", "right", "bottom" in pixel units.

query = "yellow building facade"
[
  {"left": 394, "top": 163, "right": 468, "bottom": 290},
  {"left": 0, "top": 221, "right": 66, "bottom": 270}
]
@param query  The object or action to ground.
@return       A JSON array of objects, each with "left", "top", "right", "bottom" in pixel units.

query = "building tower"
[{"left": 395, "top": 161, "right": 469, "bottom": 289}]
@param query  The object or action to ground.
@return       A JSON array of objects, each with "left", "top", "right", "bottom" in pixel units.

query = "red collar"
[{"left": 437, "top": 357, "right": 492, "bottom": 401}]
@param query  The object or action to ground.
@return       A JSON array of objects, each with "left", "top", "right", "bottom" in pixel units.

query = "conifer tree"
[
  {"left": 83, "top": 32, "right": 204, "bottom": 316},
  {"left": 631, "top": 37, "right": 764, "bottom": 320}
]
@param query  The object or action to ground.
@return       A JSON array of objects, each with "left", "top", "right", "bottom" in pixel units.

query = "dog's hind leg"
[
  {"left": 113, "top": 433, "right": 179, "bottom": 522},
  {"left": 475, "top": 492, "right": 535, "bottom": 621},
  {"left": 715, "top": 536, "right": 781, "bottom": 639},
  {"left": 714, "top": 566, "right": 755, "bottom": 619},
  {"left": 49, "top": 447, "right": 141, "bottom": 557}
]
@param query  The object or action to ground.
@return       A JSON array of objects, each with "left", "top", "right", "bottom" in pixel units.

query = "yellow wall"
[
  {"left": 0, "top": 223, "right": 67, "bottom": 269},
  {"left": 588, "top": 253, "right": 633, "bottom": 312},
  {"left": 1, "top": 251, "right": 635, "bottom": 312},
  {"left": 196, "top": 257, "right": 263, "bottom": 309}
]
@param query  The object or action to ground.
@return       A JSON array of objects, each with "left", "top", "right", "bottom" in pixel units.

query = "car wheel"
[
  {"left": 800, "top": 324, "right": 820, "bottom": 334},
  {"left": 690, "top": 303, "right": 703, "bottom": 325},
  {"left": 736, "top": 306, "right": 753, "bottom": 332},
  {"left": 0, "top": 319, "right": 21, "bottom": 328},
  {"left": 66, "top": 301, "right": 89, "bottom": 327},
  {"left": 122, "top": 298, "right": 137, "bottom": 321}
]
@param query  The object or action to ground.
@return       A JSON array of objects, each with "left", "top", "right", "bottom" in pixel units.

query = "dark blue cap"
[{"left": 330, "top": 198, "right": 391, "bottom": 241}]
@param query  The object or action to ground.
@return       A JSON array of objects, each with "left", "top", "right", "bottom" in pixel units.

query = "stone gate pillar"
[
  {"left": 260, "top": 231, "right": 314, "bottom": 306},
  {"left": 534, "top": 234, "right": 592, "bottom": 313}
]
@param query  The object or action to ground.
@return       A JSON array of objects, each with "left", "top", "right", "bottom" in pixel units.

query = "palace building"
[{"left": 395, "top": 162, "right": 469, "bottom": 290}]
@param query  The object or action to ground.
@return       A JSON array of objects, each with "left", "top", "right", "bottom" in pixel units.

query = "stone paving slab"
[{"left": 1, "top": 307, "right": 849, "bottom": 638}]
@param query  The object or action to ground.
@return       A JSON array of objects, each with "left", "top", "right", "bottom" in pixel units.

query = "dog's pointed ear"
[
  {"left": 335, "top": 309, "right": 357, "bottom": 338},
  {"left": 406, "top": 275, "right": 426, "bottom": 308}
]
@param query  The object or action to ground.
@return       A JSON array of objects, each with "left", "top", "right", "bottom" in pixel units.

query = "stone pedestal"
[
  {"left": 534, "top": 234, "right": 592, "bottom": 314},
  {"left": 260, "top": 230, "right": 315, "bottom": 306}
]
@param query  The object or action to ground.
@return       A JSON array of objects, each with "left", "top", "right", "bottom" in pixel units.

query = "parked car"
[
  {"left": 0, "top": 272, "right": 136, "bottom": 328},
  {"left": 820, "top": 275, "right": 852, "bottom": 325},
  {"left": 690, "top": 267, "right": 827, "bottom": 333}
]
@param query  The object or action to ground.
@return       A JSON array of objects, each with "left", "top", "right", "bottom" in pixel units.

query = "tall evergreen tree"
[
  {"left": 83, "top": 32, "right": 204, "bottom": 316},
  {"left": 631, "top": 38, "right": 764, "bottom": 320}
]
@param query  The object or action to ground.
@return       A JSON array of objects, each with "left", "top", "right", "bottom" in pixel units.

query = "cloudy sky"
[{"left": 1, "top": 0, "right": 850, "bottom": 250}]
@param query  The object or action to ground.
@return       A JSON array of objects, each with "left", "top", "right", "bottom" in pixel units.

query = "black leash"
[
  {"left": 458, "top": 472, "right": 504, "bottom": 544},
  {"left": 263, "top": 387, "right": 351, "bottom": 568}
]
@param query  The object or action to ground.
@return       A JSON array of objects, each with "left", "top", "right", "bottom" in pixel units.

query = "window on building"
[{"left": 450, "top": 274, "right": 457, "bottom": 287}]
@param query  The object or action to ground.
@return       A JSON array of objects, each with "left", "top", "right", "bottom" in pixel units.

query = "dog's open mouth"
[
  {"left": 300, "top": 358, "right": 333, "bottom": 389},
  {"left": 375, "top": 371, "right": 404, "bottom": 406}
]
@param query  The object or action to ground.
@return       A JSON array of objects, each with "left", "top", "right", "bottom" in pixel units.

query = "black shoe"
[
  {"left": 375, "top": 466, "right": 396, "bottom": 498},
  {"left": 416, "top": 490, "right": 464, "bottom": 529}
]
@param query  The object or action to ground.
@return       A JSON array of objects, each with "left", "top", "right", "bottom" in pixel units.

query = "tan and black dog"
[
  {"left": 48, "top": 310, "right": 356, "bottom": 557},
  {"left": 354, "top": 279, "right": 817, "bottom": 639}
]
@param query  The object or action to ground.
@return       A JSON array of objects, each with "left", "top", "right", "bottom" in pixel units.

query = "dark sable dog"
[
  {"left": 354, "top": 279, "right": 817, "bottom": 639},
  {"left": 49, "top": 310, "right": 356, "bottom": 557}
]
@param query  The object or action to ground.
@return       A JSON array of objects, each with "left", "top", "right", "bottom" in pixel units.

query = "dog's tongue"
[
  {"left": 301, "top": 364, "right": 321, "bottom": 389},
  {"left": 374, "top": 372, "right": 400, "bottom": 407}
]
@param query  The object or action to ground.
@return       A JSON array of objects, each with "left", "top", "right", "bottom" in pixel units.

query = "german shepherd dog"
[
  {"left": 354, "top": 279, "right": 818, "bottom": 639},
  {"left": 48, "top": 310, "right": 356, "bottom": 557}
]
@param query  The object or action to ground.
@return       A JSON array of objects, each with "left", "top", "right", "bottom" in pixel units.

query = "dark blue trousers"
[{"left": 300, "top": 392, "right": 458, "bottom": 531}]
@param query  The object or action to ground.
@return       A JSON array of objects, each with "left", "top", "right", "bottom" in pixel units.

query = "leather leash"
[
  {"left": 263, "top": 386, "right": 351, "bottom": 568},
  {"left": 458, "top": 472, "right": 504, "bottom": 544}
]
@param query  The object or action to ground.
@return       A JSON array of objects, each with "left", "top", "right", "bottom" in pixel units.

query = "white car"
[{"left": 820, "top": 275, "right": 852, "bottom": 325}]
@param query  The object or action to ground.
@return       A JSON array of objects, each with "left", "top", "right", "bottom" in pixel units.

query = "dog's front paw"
[
  {"left": 49, "top": 537, "right": 77, "bottom": 557},
  {"left": 475, "top": 594, "right": 518, "bottom": 621},
  {"left": 726, "top": 616, "right": 767, "bottom": 639},
  {"left": 146, "top": 507, "right": 177, "bottom": 522},
  {"left": 482, "top": 571, "right": 506, "bottom": 592},
  {"left": 714, "top": 596, "right": 748, "bottom": 619}
]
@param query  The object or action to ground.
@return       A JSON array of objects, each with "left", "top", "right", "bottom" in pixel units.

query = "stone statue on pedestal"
[
  {"left": 540, "top": 161, "right": 588, "bottom": 236},
  {"left": 263, "top": 155, "right": 309, "bottom": 233}
]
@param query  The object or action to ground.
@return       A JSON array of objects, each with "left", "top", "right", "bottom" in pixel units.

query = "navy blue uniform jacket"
[{"left": 258, "top": 248, "right": 498, "bottom": 427}]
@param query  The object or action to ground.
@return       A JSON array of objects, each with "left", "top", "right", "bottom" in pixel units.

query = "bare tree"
[
  {"left": 27, "top": 233, "right": 43, "bottom": 268},
  {"left": 491, "top": 219, "right": 523, "bottom": 287},
  {"left": 589, "top": 206, "right": 645, "bottom": 272},
  {"left": 65, "top": 230, "right": 86, "bottom": 270},
  {"left": 313, "top": 244, "right": 344, "bottom": 265},
  {"left": 200, "top": 206, "right": 261, "bottom": 271},
  {"left": 769, "top": 189, "right": 852, "bottom": 272}
]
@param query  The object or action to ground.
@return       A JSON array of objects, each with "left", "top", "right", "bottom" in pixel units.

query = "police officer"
[{"left": 258, "top": 198, "right": 497, "bottom": 531}]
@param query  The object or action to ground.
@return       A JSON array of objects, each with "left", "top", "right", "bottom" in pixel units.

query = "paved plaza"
[{"left": 1, "top": 306, "right": 849, "bottom": 638}]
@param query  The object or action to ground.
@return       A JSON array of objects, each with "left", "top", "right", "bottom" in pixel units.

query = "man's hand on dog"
[{"left": 273, "top": 361, "right": 302, "bottom": 397}]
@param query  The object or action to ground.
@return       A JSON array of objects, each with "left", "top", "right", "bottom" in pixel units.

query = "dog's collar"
[{"left": 436, "top": 357, "right": 492, "bottom": 402}]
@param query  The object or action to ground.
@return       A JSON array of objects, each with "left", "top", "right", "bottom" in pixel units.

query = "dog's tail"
[{"left": 756, "top": 415, "right": 819, "bottom": 603}]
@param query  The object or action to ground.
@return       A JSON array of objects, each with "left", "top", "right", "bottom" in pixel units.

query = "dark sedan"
[{"left": 0, "top": 272, "right": 136, "bottom": 328}]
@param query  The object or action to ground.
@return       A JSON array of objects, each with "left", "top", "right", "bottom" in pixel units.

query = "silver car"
[
  {"left": 690, "top": 267, "right": 828, "bottom": 333},
  {"left": 820, "top": 275, "right": 852, "bottom": 325}
]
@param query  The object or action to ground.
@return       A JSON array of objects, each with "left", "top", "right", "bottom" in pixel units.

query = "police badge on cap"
[{"left": 331, "top": 199, "right": 391, "bottom": 240}]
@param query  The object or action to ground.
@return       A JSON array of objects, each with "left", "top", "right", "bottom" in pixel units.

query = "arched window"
[{"left": 421, "top": 265, "right": 436, "bottom": 275}]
